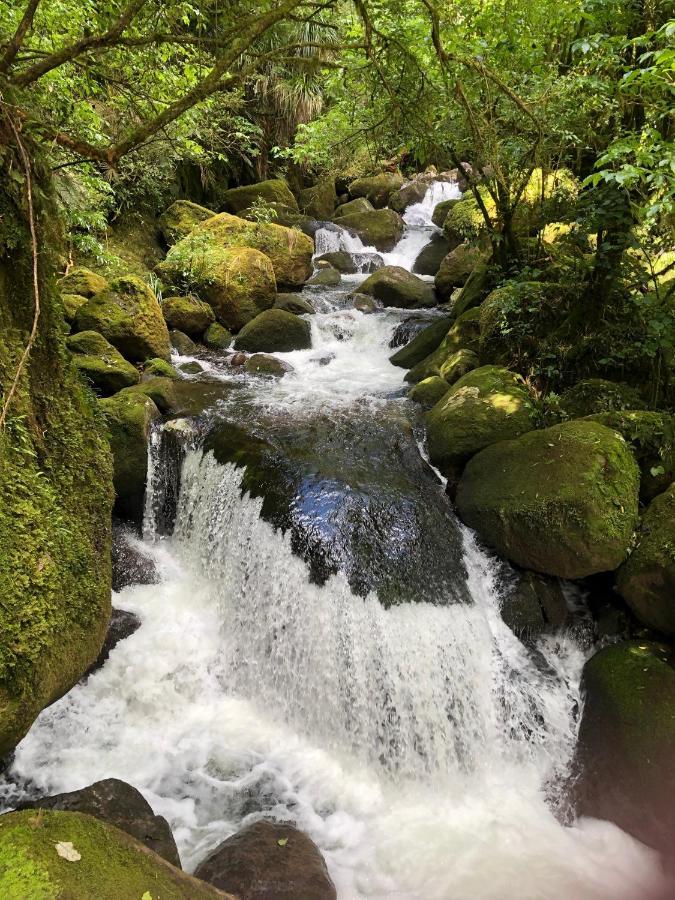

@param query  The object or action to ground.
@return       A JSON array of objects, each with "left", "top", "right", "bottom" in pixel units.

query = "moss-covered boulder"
[
  {"left": 347, "top": 172, "right": 403, "bottom": 208},
  {"left": 404, "top": 310, "right": 481, "bottom": 384},
  {"left": 274, "top": 293, "right": 315, "bottom": 315},
  {"left": 244, "top": 354, "right": 294, "bottom": 378},
  {"left": 314, "top": 251, "right": 357, "bottom": 274},
  {"left": 58, "top": 266, "right": 107, "bottom": 298},
  {"left": 298, "top": 177, "right": 336, "bottom": 219},
  {"left": 434, "top": 244, "right": 488, "bottom": 300},
  {"left": 234, "top": 308, "right": 311, "bottom": 353},
  {"left": 170, "top": 329, "right": 198, "bottom": 354},
  {"left": 220, "top": 178, "right": 298, "bottom": 214},
  {"left": 408, "top": 376, "right": 450, "bottom": 408},
  {"left": 439, "top": 348, "right": 480, "bottom": 384},
  {"left": 143, "top": 357, "right": 179, "bottom": 379},
  {"left": 559, "top": 379, "right": 646, "bottom": 418},
  {"left": 67, "top": 330, "right": 140, "bottom": 395},
  {"left": 158, "top": 212, "right": 313, "bottom": 290},
  {"left": 426, "top": 366, "right": 536, "bottom": 476},
  {"left": 74, "top": 275, "right": 171, "bottom": 362},
  {"left": 412, "top": 234, "right": 453, "bottom": 277},
  {"left": 451, "top": 261, "right": 491, "bottom": 318},
  {"left": 334, "top": 197, "right": 374, "bottom": 218},
  {"left": 203, "top": 322, "right": 232, "bottom": 350},
  {"left": 308, "top": 265, "right": 341, "bottom": 286},
  {"left": 99, "top": 391, "right": 161, "bottom": 521},
  {"left": 478, "top": 280, "right": 565, "bottom": 363},
  {"left": 615, "top": 485, "right": 675, "bottom": 635},
  {"left": 586, "top": 411, "right": 674, "bottom": 501},
  {"left": 161, "top": 295, "right": 215, "bottom": 337},
  {"left": 0, "top": 810, "right": 230, "bottom": 899},
  {"left": 390, "top": 316, "right": 453, "bottom": 369},
  {"left": 359, "top": 266, "right": 436, "bottom": 308},
  {"left": 575, "top": 642, "right": 675, "bottom": 855},
  {"left": 456, "top": 420, "right": 640, "bottom": 578},
  {"left": 118, "top": 377, "right": 179, "bottom": 416},
  {"left": 60, "top": 292, "right": 87, "bottom": 324},
  {"left": 333, "top": 209, "right": 405, "bottom": 252},
  {"left": 158, "top": 199, "right": 215, "bottom": 246},
  {"left": 431, "top": 198, "right": 459, "bottom": 228}
]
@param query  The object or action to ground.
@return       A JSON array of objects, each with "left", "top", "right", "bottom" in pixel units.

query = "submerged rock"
[
  {"left": 456, "top": 420, "right": 640, "bottom": 579},
  {"left": 332, "top": 209, "right": 405, "bottom": 252},
  {"left": 575, "top": 642, "right": 675, "bottom": 856},
  {"left": 347, "top": 172, "right": 403, "bottom": 208},
  {"left": 158, "top": 199, "right": 215, "bottom": 246},
  {"left": 161, "top": 295, "right": 215, "bottom": 337},
  {"left": 194, "top": 820, "right": 336, "bottom": 900},
  {"left": 234, "top": 309, "right": 311, "bottom": 353},
  {"left": 66, "top": 330, "right": 139, "bottom": 395},
  {"left": 359, "top": 265, "right": 436, "bottom": 309}
]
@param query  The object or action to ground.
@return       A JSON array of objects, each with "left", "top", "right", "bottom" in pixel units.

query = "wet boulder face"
[
  {"left": 404, "top": 317, "right": 480, "bottom": 384},
  {"left": 359, "top": 265, "right": 436, "bottom": 309},
  {"left": 158, "top": 199, "right": 215, "bottom": 245},
  {"left": 0, "top": 810, "right": 228, "bottom": 900},
  {"left": 426, "top": 365, "right": 536, "bottom": 477},
  {"left": 244, "top": 353, "right": 294, "bottom": 378},
  {"left": 74, "top": 275, "right": 171, "bottom": 362},
  {"left": 307, "top": 264, "right": 341, "bottom": 286},
  {"left": 161, "top": 295, "right": 215, "bottom": 337},
  {"left": 456, "top": 420, "right": 640, "bottom": 579},
  {"left": 390, "top": 316, "right": 453, "bottom": 369},
  {"left": 171, "top": 328, "right": 199, "bottom": 354},
  {"left": 408, "top": 376, "right": 450, "bottom": 408},
  {"left": 15, "top": 778, "right": 180, "bottom": 867},
  {"left": 347, "top": 172, "right": 404, "bottom": 208},
  {"left": 220, "top": 178, "right": 298, "bottom": 214},
  {"left": 58, "top": 266, "right": 108, "bottom": 298},
  {"left": 616, "top": 484, "right": 675, "bottom": 636},
  {"left": 194, "top": 821, "right": 336, "bottom": 900},
  {"left": 233, "top": 308, "right": 311, "bottom": 353},
  {"left": 314, "top": 251, "right": 358, "bottom": 274},
  {"left": 66, "top": 330, "right": 139, "bottom": 395},
  {"left": 333, "top": 196, "right": 374, "bottom": 218},
  {"left": 203, "top": 322, "right": 233, "bottom": 349},
  {"left": 434, "top": 244, "right": 488, "bottom": 300},
  {"left": 332, "top": 209, "right": 405, "bottom": 252},
  {"left": 412, "top": 234, "right": 453, "bottom": 277},
  {"left": 431, "top": 198, "right": 459, "bottom": 228},
  {"left": 86, "top": 608, "right": 141, "bottom": 675},
  {"left": 575, "top": 642, "right": 675, "bottom": 856},
  {"left": 500, "top": 571, "right": 570, "bottom": 643},
  {"left": 558, "top": 379, "right": 646, "bottom": 418},
  {"left": 298, "top": 177, "right": 336, "bottom": 219},
  {"left": 158, "top": 212, "right": 313, "bottom": 290},
  {"left": 274, "top": 293, "right": 315, "bottom": 315}
]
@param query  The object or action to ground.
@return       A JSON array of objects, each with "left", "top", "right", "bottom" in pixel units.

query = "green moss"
[
  {"left": 559, "top": 378, "right": 646, "bottom": 418},
  {"left": 408, "top": 376, "right": 450, "bottom": 407},
  {"left": 332, "top": 209, "right": 405, "bottom": 253},
  {"left": 347, "top": 172, "right": 403, "bottom": 208},
  {"left": 158, "top": 199, "right": 215, "bottom": 246},
  {"left": 66, "top": 331, "right": 139, "bottom": 395},
  {"left": 434, "top": 243, "right": 487, "bottom": 300},
  {"left": 298, "top": 177, "right": 336, "bottom": 219},
  {"left": 234, "top": 308, "right": 311, "bottom": 353},
  {"left": 161, "top": 295, "right": 215, "bottom": 337},
  {"left": 359, "top": 266, "right": 435, "bottom": 309},
  {"left": 58, "top": 267, "right": 107, "bottom": 298},
  {"left": 60, "top": 293, "right": 87, "bottom": 324},
  {"left": 389, "top": 317, "right": 453, "bottom": 369},
  {"left": 221, "top": 178, "right": 298, "bottom": 214},
  {"left": 144, "top": 357, "right": 179, "bottom": 379},
  {"left": 0, "top": 810, "right": 227, "bottom": 899},
  {"left": 333, "top": 197, "right": 373, "bottom": 218},
  {"left": 203, "top": 322, "right": 232, "bottom": 349},
  {"left": 431, "top": 198, "right": 459, "bottom": 228},
  {"left": 406, "top": 346, "right": 477, "bottom": 385}
]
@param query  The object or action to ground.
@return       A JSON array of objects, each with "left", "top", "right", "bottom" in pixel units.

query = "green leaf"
[{"left": 277, "top": 838, "right": 288, "bottom": 847}]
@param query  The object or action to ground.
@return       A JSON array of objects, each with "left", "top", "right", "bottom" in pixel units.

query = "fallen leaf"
[
  {"left": 55, "top": 841, "right": 81, "bottom": 862},
  {"left": 277, "top": 838, "right": 288, "bottom": 847}
]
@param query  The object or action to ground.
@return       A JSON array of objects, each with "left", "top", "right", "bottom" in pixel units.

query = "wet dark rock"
[
  {"left": 194, "top": 820, "right": 336, "bottom": 900},
  {"left": 390, "top": 316, "right": 453, "bottom": 369},
  {"left": 112, "top": 526, "right": 159, "bottom": 592},
  {"left": 85, "top": 608, "right": 141, "bottom": 676},
  {"left": 273, "top": 293, "right": 315, "bottom": 315},
  {"left": 315, "top": 251, "right": 357, "bottom": 273},
  {"left": 359, "top": 266, "right": 436, "bottom": 309},
  {"left": 245, "top": 354, "right": 294, "bottom": 378},
  {"left": 412, "top": 234, "right": 453, "bottom": 277},
  {"left": 15, "top": 778, "right": 181, "bottom": 868},
  {"left": 389, "top": 315, "right": 439, "bottom": 349},
  {"left": 170, "top": 329, "right": 199, "bottom": 355},
  {"left": 501, "top": 571, "right": 570, "bottom": 643}
]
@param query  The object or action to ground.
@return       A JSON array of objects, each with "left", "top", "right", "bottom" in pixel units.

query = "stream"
[{"left": 1, "top": 183, "right": 668, "bottom": 898}]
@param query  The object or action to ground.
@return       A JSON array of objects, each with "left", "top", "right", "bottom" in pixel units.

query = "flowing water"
[{"left": 1, "top": 182, "right": 669, "bottom": 898}]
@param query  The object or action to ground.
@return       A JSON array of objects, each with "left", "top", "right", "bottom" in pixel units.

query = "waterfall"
[{"left": 403, "top": 180, "right": 461, "bottom": 226}]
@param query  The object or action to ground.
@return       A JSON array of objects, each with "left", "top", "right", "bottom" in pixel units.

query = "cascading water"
[{"left": 1, "top": 180, "right": 669, "bottom": 899}]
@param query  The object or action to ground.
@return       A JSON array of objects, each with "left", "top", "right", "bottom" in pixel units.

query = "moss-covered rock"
[
  {"left": 220, "top": 178, "right": 298, "bottom": 214},
  {"left": 170, "top": 329, "right": 198, "bottom": 354},
  {"left": 451, "top": 261, "right": 491, "bottom": 318},
  {"left": 558, "top": 379, "right": 646, "bottom": 418},
  {"left": 431, "top": 198, "right": 459, "bottom": 228},
  {"left": 575, "top": 642, "right": 675, "bottom": 855},
  {"left": 99, "top": 391, "right": 160, "bottom": 521},
  {"left": 118, "top": 377, "right": 180, "bottom": 415},
  {"left": 408, "top": 376, "right": 450, "bottom": 407},
  {"left": 74, "top": 275, "right": 171, "bottom": 362},
  {"left": 347, "top": 172, "right": 403, "bottom": 208},
  {"left": 158, "top": 199, "right": 215, "bottom": 246},
  {"left": 314, "top": 251, "right": 358, "bottom": 274},
  {"left": 0, "top": 809, "right": 230, "bottom": 899},
  {"left": 60, "top": 292, "right": 87, "bottom": 324},
  {"left": 333, "top": 197, "right": 374, "bottom": 218},
  {"left": 390, "top": 316, "right": 453, "bottom": 369},
  {"left": 456, "top": 420, "right": 640, "bottom": 578},
  {"left": 439, "top": 348, "right": 480, "bottom": 384},
  {"left": 405, "top": 312, "right": 481, "bottom": 383},
  {"left": 298, "top": 177, "right": 336, "bottom": 219},
  {"left": 143, "top": 357, "right": 179, "bottom": 379},
  {"left": 332, "top": 209, "right": 405, "bottom": 252},
  {"left": 244, "top": 353, "right": 294, "bottom": 378},
  {"left": 58, "top": 267, "right": 107, "bottom": 298},
  {"left": 66, "top": 330, "right": 140, "bottom": 395},
  {"left": 274, "top": 293, "right": 315, "bottom": 315},
  {"left": 161, "top": 295, "right": 215, "bottom": 337},
  {"left": 359, "top": 265, "right": 436, "bottom": 308},
  {"left": 203, "top": 322, "right": 232, "bottom": 349},
  {"left": 308, "top": 265, "right": 341, "bottom": 286},
  {"left": 478, "top": 280, "right": 565, "bottom": 364},
  {"left": 434, "top": 244, "right": 488, "bottom": 301},
  {"left": 234, "top": 308, "right": 311, "bottom": 353},
  {"left": 412, "top": 234, "right": 452, "bottom": 277},
  {"left": 426, "top": 365, "right": 536, "bottom": 476},
  {"left": 442, "top": 307, "right": 482, "bottom": 354},
  {"left": 615, "top": 485, "right": 675, "bottom": 635},
  {"left": 158, "top": 211, "right": 313, "bottom": 290}
]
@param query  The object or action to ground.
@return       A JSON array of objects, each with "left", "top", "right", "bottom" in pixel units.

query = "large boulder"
[
  {"left": 314, "top": 251, "right": 358, "bottom": 274},
  {"left": 0, "top": 810, "right": 229, "bottom": 899},
  {"left": 333, "top": 197, "right": 373, "bottom": 218},
  {"left": 16, "top": 778, "right": 180, "bottom": 867},
  {"left": 160, "top": 245, "right": 276, "bottom": 332},
  {"left": 99, "top": 390, "right": 161, "bottom": 521},
  {"left": 456, "top": 420, "right": 640, "bottom": 578},
  {"left": 412, "top": 234, "right": 453, "bottom": 276},
  {"left": 450, "top": 261, "right": 491, "bottom": 319},
  {"left": 203, "top": 322, "right": 233, "bottom": 349},
  {"left": 158, "top": 212, "right": 313, "bottom": 289},
  {"left": 74, "top": 275, "right": 171, "bottom": 362},
  {"left": 575, "top": 642, "right": 675, "bottom": 855},
  {"left": 434, "top": 244, "right": 488, "bottom": 300},
  {"left": 500, "top": 571, "right": 570, "bottom": 643},
  {"left": 66, "top": 330, "right": 139, "bottom": 395},
  {"left": 332, "top": 209, "right": 405, "bottom": 252},
  {"left": 274, "top": 293, "right": 315, "bottom": 315},
  {"left": 234, "top": 308, "right": 311, "bottom": 353},
  {"left": 478, "top": 281, "right": 563, "bottom": 364},
  {"left": 404, "top": 309, "right": 481, "bottom": 384},
  {"left": 616, "top": 484, "right": 675, "bottom": 635},
  {"left": 194, "top": 820, "right": 336, "bottom": 900},
  {"left": 558, "top": 379, "right": 646, "bottom": 418},
  {"left": 389, "top": 175, "right": 436, "bottom": 213},
  {"left": 158, "top": 199, "right": 215, "bottom": 246},
  {"left": 359, "top": 266, "right": 435, "bottom": 308},
  {"left": 431, "top": 198, "right": 459, "bottom": 228},
  {"left": 390, "top": 316, "right": 453, "bottom": 369},
  {"left": 426, "top": 365, "right": 536, "bottom": 477},
  {"left": 347, "top": 172, "right": 403, "bottom": 208},
  {"left": 161, "top": 295, "right": 215, "bottom": 337},
  {"left": 298, "top": 177, "right": 336, "bottom": 219},
  {"left": 58, "top": 266, "right": 107, "bottom": 298},
  {"left": 408, "top": 376, "right": 450, "bottom": 408},
  {"left": 220, "top": 178, "right": 298, "bottom": 214}
]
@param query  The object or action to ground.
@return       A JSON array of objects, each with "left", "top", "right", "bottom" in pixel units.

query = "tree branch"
[{"left": 0, "top": 0, "right": 42, "bottom": 75}]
